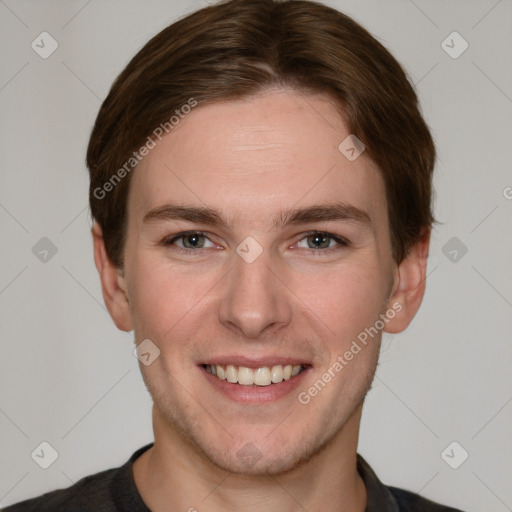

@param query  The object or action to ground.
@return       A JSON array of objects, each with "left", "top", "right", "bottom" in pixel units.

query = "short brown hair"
[{"left": 87, "top": 0, "right": 436, "bottom": 267}]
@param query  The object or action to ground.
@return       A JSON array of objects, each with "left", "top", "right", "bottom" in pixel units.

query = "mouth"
[{"left": 202, "top": 363, "right": 307, "bottom": 386}]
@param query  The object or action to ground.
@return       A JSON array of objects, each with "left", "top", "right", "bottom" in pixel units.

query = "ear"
[
  {"left": 92, "top": 222, "right": 133, "bottom": 332},
  {"left": 384, "top": 229, "right": 431, "bottom": 334}
]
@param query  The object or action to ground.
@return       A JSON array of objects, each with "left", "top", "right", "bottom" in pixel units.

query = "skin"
[{"left": 93, "top": 89, "right": 430, "bottom": 512}]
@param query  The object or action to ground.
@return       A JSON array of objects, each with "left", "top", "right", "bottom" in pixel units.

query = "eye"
[
  {"left": 296, "top": 231, "right": 349, "bottom": 251},
  {"left": 163, "top": 231, "right": 217, "bottom": 251},
  {"left": 161, "top": 230, "right": 349, "bottom": 255}
]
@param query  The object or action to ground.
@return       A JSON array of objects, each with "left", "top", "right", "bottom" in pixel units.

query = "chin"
[
  {"left": 187, "top": 416, "right": 338, "bottom": 476},
  {"left": 203, "top": 442, "right": 313, "bottom": 476}
]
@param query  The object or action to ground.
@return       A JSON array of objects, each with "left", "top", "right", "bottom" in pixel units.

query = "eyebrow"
[{"left": 142, "top": 202, "right": 372, "bottom": 230}]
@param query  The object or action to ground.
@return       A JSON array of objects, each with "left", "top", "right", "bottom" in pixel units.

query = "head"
[{"left": 88, "top": 0, "right": 435, "bottom": 475}]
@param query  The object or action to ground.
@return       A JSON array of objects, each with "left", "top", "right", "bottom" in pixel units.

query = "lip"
[
  {"left": 199, "top": 355, "right": 310, "bottom": 368},
  {"left": 199, "top": 364, "right": 311, "bottom": 404}
]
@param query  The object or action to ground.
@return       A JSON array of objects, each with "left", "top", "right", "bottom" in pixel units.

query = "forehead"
[{"left": 128, "top": 90, "right": 387, "bottom": 229}]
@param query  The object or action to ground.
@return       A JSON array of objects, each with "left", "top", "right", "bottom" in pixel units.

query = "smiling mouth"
[{"left": 202, "top": 364, "right": 307, "bottom": 386}]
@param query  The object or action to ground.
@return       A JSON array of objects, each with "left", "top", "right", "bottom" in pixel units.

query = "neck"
[{"left": 133, "top": 404, "right": 367, "bottom": 512}]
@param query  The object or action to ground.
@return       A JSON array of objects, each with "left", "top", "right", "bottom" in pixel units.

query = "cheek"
[
  {"left": 127, "top": 253, "right": 206, "bottom": 341},
  {"left": 297, "top": 259, "right": 389, "bottom": 345}
]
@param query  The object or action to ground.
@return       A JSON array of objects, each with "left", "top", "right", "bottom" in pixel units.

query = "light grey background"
[{"left": 0, "top": 0, "right": 511, "bottom": 510}]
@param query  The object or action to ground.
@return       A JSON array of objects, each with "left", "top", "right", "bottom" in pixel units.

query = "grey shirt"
[{"left": 2, "top": 443, "right": 464, "bottom": 511}]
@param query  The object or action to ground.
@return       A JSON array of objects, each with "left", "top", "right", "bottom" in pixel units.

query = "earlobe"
[
  {"left": 384, "top": 229, "right": 431, "bottom": 334},
  {"left": 92, "top": 223, "right": 133, "bottom": 332}
]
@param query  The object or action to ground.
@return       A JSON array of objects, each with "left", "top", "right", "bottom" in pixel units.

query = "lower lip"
[{"left": 200, "top": 366, "right": 310, "bottom": 403}]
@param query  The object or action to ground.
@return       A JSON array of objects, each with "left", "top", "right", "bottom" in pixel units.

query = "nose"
[{"left": 217, "top": 246, "right": 292, "bottom": 339}]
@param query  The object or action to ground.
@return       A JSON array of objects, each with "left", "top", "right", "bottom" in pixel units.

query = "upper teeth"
[{"left": 205, "top": 364, "right": 303, "bottom": 386}]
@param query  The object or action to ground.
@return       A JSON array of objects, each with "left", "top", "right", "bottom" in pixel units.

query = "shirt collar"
[{"left": 357, "top": 453, "right": 399, "bottom": 511}]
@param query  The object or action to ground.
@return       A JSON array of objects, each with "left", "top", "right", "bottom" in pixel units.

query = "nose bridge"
[{"left": 217, "top": 243, "right": 291, "bottom": 338}]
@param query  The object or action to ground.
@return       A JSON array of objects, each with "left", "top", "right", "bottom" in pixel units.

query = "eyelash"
[{"left": 162, "top": 230, "right": 350, "bottom": 256}]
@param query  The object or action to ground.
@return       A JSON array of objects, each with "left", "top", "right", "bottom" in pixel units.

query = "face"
[{"left": 100, "top": 89, "right": 424, "bottom": 475}]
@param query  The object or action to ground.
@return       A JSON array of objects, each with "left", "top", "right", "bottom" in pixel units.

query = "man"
[{"left": 3, "top": 0, "right": 464, "bottom": 510}]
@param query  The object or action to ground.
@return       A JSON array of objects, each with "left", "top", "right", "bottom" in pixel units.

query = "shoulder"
[
  {"left": 356, "top": 453, "right": 465, "bottom": 512},
  {"left": 2, "top": 467, "right": 119, "bottom": 512},
  {"left": 2, "top": 443, "right": 153, "bottom": 512},
  {"left": 388, "top": 485, "right": 465, "bottom": 512}
]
